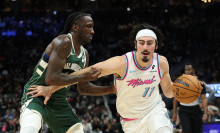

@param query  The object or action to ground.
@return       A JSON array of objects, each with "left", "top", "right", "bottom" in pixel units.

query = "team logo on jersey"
[
  {"left": 127, "top": 76, "right": 156, "bottom": 88},
  {"left": 82, "top": 55, "right": 86, "bottom": 63},
  {"left": 152, "top": 65, "right": 155, "bottom": 69},
  {"left": 150, "top": 65, "right": 157, "bottom": 72},
  {"left": 64, "top": 63, "right": 82, "bottom": 71}
]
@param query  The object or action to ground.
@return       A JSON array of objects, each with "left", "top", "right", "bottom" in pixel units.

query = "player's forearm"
[
  {"left": 202, "top": 98, "right": 208, "bottom": 115},
  {"left": 78, "top": 82, "right": 115, "bottom": 96},
  {"left": 163, "top": 83, "right": 174, "bottom": 98},
  {"left": 45, "top": 73, "right": 82, "bottom": 86},
  {"left": 49, "top": 85, "right": 67, "bottom": 93},
  {"left": 173, "top": 98, "right": 179, "bottom": 113},
  {"left": 46, "top": 67, "right": 92, "bottom": 86}
]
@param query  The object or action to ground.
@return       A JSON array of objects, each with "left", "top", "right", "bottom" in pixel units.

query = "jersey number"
[{"left": 142, "top": 87, "right": 155, "bottom": 97}]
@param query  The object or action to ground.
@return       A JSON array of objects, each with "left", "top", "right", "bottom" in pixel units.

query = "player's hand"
[
  {"left": 182, "top": 74, "right": 204, "bottom": 89},
  {"left": 172, "top": 112, "right": 177, "bottom": 122},
  {"left": 82, "top": 67, "right": 101, "bottom": 81},
  {"left": 202, "top": 113, "right": 208, "bottom": 122},
  {"left": 27, "top": 85, "right": 52, "bottom": 105}
]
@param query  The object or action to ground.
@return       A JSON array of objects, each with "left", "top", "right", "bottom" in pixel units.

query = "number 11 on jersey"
[{"left": 143, "top": 87, "right": 155, "bottom": 97}]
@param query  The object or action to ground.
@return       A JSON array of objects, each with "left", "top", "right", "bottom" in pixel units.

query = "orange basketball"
[{"left": 172, "top": 75, "right": 202, "bottom": 104}]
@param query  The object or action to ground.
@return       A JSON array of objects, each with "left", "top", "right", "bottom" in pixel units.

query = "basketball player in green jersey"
[{"left": 20, "top": 12, "right": 101, "bottom": 133}]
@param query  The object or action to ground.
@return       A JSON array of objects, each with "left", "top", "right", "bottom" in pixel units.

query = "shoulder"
[
  {"left": 93, "top": 55, "right": 126, "bottom": 71},
  {"left": 159, "top": 55, "right": 169, "bottom": 68},
  {"left": 108, "top": 55, "right": 127, "bottom": 64},
  {"left": 158, "top": 55, "right": 169, "bottom": 75},
  {"left": 52, "top": 35, "right": 72, "bottom": 48}
]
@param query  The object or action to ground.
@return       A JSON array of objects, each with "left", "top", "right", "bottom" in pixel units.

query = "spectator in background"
[
  {"left": 102, "top": 117, "right": 112, "bottom": 133},
  {"left": 207, "top": 105, "right": 220, "bottom": 122},
  {"left": 173, "top": 63, "right": 208, "bottom": 133},
  {"left": 83, "top": 119, "right": 93, "bottom": 133},
  {"left": 1, "top": 118, "right": 15, "bottom": 133},
  {"left": 92, "top": 116, "right": 102, "bottom": 133},
  {"left": 4, "top": 109, "right": 13, "bottom": 121},
  {"left": 111, "top": 118, "right": 118, "bottom": 133},
  {"left": 203, "top": 82, "right": 215, "bottom": 104}
]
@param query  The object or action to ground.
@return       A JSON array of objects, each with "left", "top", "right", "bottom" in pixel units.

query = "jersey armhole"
[
  {"left": 157, "top": 53, "right": 162, "bottom": 79},
  {"left": 114, "top": 55, "right": 128, "bottom": 80}
]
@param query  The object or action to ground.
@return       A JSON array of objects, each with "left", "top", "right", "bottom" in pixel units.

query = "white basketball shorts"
[{"left": 120, "top": 102, "right": 173, "bottom": 133}]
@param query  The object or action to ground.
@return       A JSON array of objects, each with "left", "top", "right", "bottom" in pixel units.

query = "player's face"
[
  {"left": 184, "top": 65, "right": 195, "bottom": 75},
  {"left": 76, "top": 16, "right": 94, "bottom": 44},
  {"left": 135, "top": 36, "right": 157, "bottom": 63}
]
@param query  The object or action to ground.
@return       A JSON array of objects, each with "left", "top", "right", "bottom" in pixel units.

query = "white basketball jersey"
[{"left": 114, "top": 51, "right": 163, "bottom": 119}]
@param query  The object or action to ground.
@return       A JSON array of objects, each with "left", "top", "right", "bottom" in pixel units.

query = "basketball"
[{"left": 173, "top": 75, "right": 202, "bottom": 104}]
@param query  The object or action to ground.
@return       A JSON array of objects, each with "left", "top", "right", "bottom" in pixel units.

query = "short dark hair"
[
  {"left": 55, "top": 12, "right": 91, "bottom": 37},
  {"left": 185, "top": 63, "right": 196, "bottom": 70},
  {"left": 129, "top": 23, "right": 165, "bottom": 48}
]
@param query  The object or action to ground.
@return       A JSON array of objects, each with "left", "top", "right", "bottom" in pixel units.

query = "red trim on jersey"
[{"left": 121, "top": 117, "right": 138, "bottom": 121}]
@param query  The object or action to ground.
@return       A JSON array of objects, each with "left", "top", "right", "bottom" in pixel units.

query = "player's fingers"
[
  {"left": 31, "top": 93, "right": 40, "bottom": 98},
  {"left": 44, "top": 97, "right": 49, "bottom": 105},
  {"left": 30, "top": 85, "right": 38, "bottom": 88},
  {"left": 44, "top": 94, "right": 51, "bottom": 105},
  {"left": 91, "top": 67, "right": 99, "bottom": 72},
  {"left": 96, "top": 70, "right": 101, "bottom": 76},
  {"left": 199, "top": 81, "right": 204, "bottom": 85},
  {"left": 26, "top": 90, "right": 38, "bottom": 95},
  {"left": 27, "top": 88, "right": 37, "bottom": 91}
]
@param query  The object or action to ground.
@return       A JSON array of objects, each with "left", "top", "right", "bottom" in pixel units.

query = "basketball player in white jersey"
[{"left": 28, "top": 23, "right": 174, "bottom": 133}]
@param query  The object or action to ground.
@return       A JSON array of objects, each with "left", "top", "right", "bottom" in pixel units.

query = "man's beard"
[{"left": 142, "top": 57, "right": 149, "bottom": 62}]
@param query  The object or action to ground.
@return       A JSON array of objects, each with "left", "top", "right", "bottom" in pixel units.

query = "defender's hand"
[
  {"left": 82, "top": 67, "right": 101, "bottom": 81},
  {"left": 27, "top": 85, "right": 52, "bottom": 105}
]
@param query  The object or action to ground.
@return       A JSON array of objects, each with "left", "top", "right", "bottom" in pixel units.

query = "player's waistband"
[{"left": 120, "top": 100, "right": 163, "bottom": 122}]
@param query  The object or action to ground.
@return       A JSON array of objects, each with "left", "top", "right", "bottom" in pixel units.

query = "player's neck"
[
  {"left": 135, "top": 52, "right": 153, "bottom": 68},
  {"left": 72, "top": 35, "right": 81, "bottom": 56}
]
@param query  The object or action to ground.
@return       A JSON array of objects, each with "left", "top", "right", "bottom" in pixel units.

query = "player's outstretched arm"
[
  {"left": 159, "top": 56, "right": 174, "bottom": 98},
  {"left": 78, "top": 82, "right": 116, "bottom": 96},
  {"left": 77, "top": 56, "right": 126, "bottom": 96}
]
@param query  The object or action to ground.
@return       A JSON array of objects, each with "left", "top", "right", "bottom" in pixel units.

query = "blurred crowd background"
[{"left": 0, "top": 0, "right": 220, "bottom": 133}]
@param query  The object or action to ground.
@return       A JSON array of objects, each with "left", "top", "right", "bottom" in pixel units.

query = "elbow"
[
  {"left": 164, "top": 92, "right": 174, "bottom": 98},
  {"left": 45, "top": 75, "right": 56, "bottom": 86},
  {"left": 78, "top": 87, "right": 88, "bottom": 95},
  {"left": 45, "top": 78, "right": 53, "bottom": 86},
  {"left": 77, "top": 83, "right": 88, "bottom": 95},
  {"left": 165, "top": 94, "right": 174, "bottom": 99}
]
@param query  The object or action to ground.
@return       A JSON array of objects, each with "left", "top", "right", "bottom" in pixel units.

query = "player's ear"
[
  {"left": 155, "top": 41, "right": 158, "bottom": 49},
  {"left": 134, "top": 41, "right": 137, "bottom": 49},
  {"left": 72, "top": 24, "right": 78, "bottom": 32}
]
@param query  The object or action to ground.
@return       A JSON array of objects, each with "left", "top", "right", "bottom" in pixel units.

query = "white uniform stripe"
[
  {"left": 36, "top": 68, "right": 43, "bottom": 75},
  {"left": 39, "top": 60, "right": 48, "bottom": 69}
]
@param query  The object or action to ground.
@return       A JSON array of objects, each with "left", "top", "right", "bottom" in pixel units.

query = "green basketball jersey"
[{"left": 21, "top": 33, "right": 86, "bottom": 105}]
